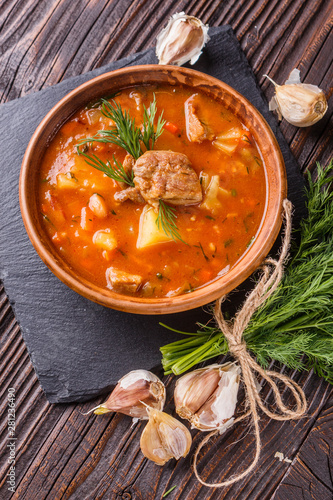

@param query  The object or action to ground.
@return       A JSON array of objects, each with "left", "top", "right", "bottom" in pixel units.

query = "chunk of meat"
[
  {"left": 132, "top": 150, "right": 202, "bottom": 208},
  {"left": 114, "top": 186, "right": 145, "bottom": 204},
  {"left": 106, "top": 268, "right": 142, "bottom": 294},
  {"left": 185, "top": 94, "right": 214, "bottom": 143},
  {"left": 123, "top": 154, "right": 135, "bottom": 173},
  {"left": 114, "top": 154, "right": 145, "bottom": 203},
  {"left": 117, "top": 154, "right": 135, "bottom": 190}
]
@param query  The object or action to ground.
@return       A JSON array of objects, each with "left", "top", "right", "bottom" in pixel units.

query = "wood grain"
[
  {"left": 273, "top": 394, "right": 333, "bottom": 500},
  {"left": 0, "top": 0, "right": 332, "bottom": 498}
]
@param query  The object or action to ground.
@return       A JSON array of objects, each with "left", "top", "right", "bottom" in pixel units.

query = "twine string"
[{"left": 193, "top": 200, "right": 307, "bottom": 488}]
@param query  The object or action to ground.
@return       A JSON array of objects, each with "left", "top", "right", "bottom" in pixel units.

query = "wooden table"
[{"left": 0, "top": 0, "right": 332, "bottom": 498}]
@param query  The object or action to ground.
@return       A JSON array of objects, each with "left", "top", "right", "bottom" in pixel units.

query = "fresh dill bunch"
[
  {"left": 77, "top": 95, "right": 165, "bottom": 160},
  {"left": 76, "top": 149, "right": 134, "bottom": 186},
  {"left": 160, "top": 160, "right": 333, "bottom": 382},
  {"left": 156, "top": 200, "right": 187, "bottom": 244}
]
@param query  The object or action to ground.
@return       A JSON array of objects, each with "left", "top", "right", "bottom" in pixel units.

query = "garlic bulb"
[
  {"left": 94, "top": 370, "right": 166, "bottom": 419},
  {"left": 174, "top": 362, "right": 241, "bottom": 432},
  {"left": 156, "top": 12, "right": 210, "bottom": 66},
  {"left": 140, "top": 407, "right": 192, "bottom": 465},
  {"left": 265, "top": 69, "right": 328, "bottom": 127}
]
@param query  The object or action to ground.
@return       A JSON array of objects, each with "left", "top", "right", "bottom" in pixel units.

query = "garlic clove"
[
  {"left": 193, "top": 364, "right": 241, "bottom": 431},
  {"left": 94, "top": 369, "right": 166, "bottom": 419},
  {"left": 140, "top": 408, "right": 192, "bottom": 465},
  {"left": 265, "top": 69, "right": 328, "bottom": 127},
  {"left": 275, "top": 84, "right": 327, "bottom": 127},
  {"left": 156, "top": 12, "right": 210, "bottom": 66},
  {"left": 174, "top": 365, "right": 221, "bottom": 418},
  {"left": 174, "top": 362, "right": 241, "bottom": 431}
]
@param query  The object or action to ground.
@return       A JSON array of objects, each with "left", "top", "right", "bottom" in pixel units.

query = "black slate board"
[{"left": 0, "top": 26, "right": 305, "bottom": 403}]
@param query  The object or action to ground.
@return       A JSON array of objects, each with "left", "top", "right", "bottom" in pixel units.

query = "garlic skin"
[
  {"left": 174, "top": 362, "right": 241, "bottom": 432},
  {"left": 94, "top": 370, "right": 166, "bottom": 419},
  {"left": 140, "top": 408, "right": 192, "bottom": 465},
  {"left": 156, "top": 12, "right": 210, "bottom": 66},
  {"left": 265, "top": 69, "right": 328, "bottom": 127}
]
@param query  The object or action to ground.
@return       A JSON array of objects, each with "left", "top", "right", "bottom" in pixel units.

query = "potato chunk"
[
  {"left": 71, "top": 154, "right": 90, "bottom": 173},
  {"left": 93, "top": 229, "right": 117, "bottom": 251},
  {"left": 56, "top": 172, "right": 78, "bottom": 189},
  {"left": 88, "top": 193, "right": 108, "bottom": 218},
  {"left": 137, "top": 205, "right": 173, "bottom": 249},
  {"left": 213, "top": 127, "right": 243, "bottom": 154},
  {"left": 200, "top": 175, "right": 222, "bottom": 212}
]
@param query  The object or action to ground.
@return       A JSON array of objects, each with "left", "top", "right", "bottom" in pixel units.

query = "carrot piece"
[
  {"left": 164, "top": 121, "right": 179, "bottom": 134},
  {"left": 246, "top": 198, "right": 257, "bottom": 208},
  {"left": 199, "top": 269, "right": 213, "bottom": 283}
]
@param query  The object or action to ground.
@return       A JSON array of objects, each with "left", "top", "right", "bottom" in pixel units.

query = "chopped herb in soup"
[{"left": 38, "top": 85, "right": 266, "bottom": 297}]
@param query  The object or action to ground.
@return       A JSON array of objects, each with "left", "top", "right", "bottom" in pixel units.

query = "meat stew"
[{"left": 38, "top": 84, "right": 266, "bottom": 298}]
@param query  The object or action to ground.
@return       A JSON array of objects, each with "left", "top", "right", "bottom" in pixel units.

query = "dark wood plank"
[
  {"left": 273, "top": 394, "right": 333, "bottom": 500},
  {"left": 0, "top": 0, "right": 332, "bottom": 498}
]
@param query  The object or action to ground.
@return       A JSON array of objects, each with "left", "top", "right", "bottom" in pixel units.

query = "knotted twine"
[{"left": 193, "top": 199, "right": 307, "bottom": 488}]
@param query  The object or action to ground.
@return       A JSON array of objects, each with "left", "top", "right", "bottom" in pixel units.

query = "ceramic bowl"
[{"left": 19, "top": 65, "right": 286, "bottom": 314}]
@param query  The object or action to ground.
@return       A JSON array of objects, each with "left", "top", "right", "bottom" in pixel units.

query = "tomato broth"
[{"left": 38, "top": 84, "right": 266, "bottom": 298}]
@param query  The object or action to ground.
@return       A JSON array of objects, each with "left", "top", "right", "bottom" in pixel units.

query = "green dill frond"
[
  {"left": 141, "top": 95, "right": 166, "bottom": 150},
  {"left": 100, "top": 99, "right": 142, "bottom": 159},
  {"left": 156, "top": 200, "right": 187, "bottom": 244},
  {"left": 77, "top": 95, "right": 165, "bottom": 161},
  {"left": 76, "top": 148, "right": 134, "bottom": 186}
]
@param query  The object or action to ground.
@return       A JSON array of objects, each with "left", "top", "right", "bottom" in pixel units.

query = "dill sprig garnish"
[
  {"left": 160, "top": 160, "right": 333, "bottom": 382},
  {"left": 78, "top": 100, "right": 142, "bottom": 160},
  {"left": 156, "top": 200, "right": 187, "bottom": 244},
  {"left": 99, "top": 99, "right": 143, "bottom": 159},
  {"left": 141, "top": 98, "right": 165, "bottom": 151},
  {"left": 76, "top": 149, "right": 134, "bottom": 186},
  {"left": 78, "top": 95, "right": 165, "bottom": 160},
  {"left": 76, "top": 93, "right": 188, "bottom": 243}
]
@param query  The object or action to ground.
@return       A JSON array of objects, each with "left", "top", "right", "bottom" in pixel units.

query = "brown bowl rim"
[{"left": 19, "top": 64, "right": 287, "bottom": 315}]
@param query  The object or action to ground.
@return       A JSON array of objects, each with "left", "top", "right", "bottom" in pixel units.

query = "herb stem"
[
  {"left": 163, "top": 485, "right": 177, "bottom": 498},
  {"left": 159, "top": 322, "right": 207, "bottom": 336}
]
